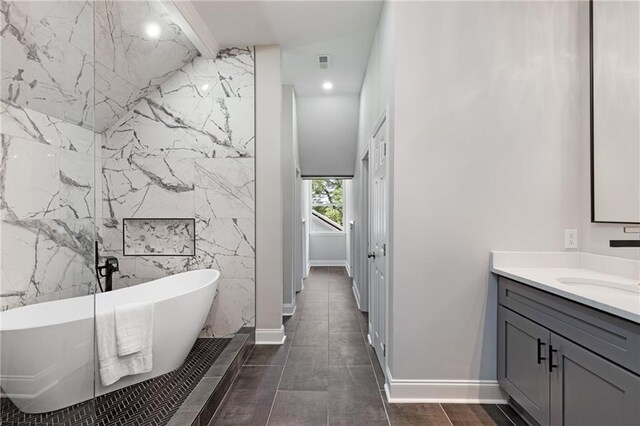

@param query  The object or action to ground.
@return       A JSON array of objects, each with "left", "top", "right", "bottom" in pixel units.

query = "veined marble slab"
[
  {"left": 1, "top": 218, "right": 95, "bottom": 311},
  {"left": 159, "top": 51, "right": 255, "bottom": 100},
  {"left": 1, "top": 1, "right": 256, "bottom": 337},
  {"left": 0, "top": 102, "right": 97, "bottom": 311},
  {"left": 1, "top": 0, "right": 199, "bottom": 132},
  {"left": 195, "top": 158, "right": 255, "bottom": 219},
  {"left": 1, "top": 0, "right": 95, "bottom": 127},
  {"left": 1, "top": 101, "right": 95, "bottom": 153},
  {"left": 103, "top": 156, "right": 195, "bottom": 219},
  {"left": 99, "top": 47, "right": 256, "bottom": 337},
  {"left": 92, "top": 0, "right": 199, "bottom": 131},
  {"left": 102, "top": 97, "right": 254, "bottom": 160}
]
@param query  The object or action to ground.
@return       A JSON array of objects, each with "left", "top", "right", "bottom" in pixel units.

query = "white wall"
[
  {"left": 297, "top": 95, "right": 360, "bottom": 177},
  {"left": 351, "top": 1, "right": 396, "bottom": 312},
  {"left": 347, "top": 0, "right": 637, "bottom": 402},
  {"left": 309, "top": 233, "right": 347, "bottom": 265},
  {"left": 255, "top": 45, "right": 285, "bottom": 344},
  {"left": 282, "top": 85, "right": 298, "bottom": 312},
  {"left": 389, "top": 0, "right": 583, "bottom": 399}
]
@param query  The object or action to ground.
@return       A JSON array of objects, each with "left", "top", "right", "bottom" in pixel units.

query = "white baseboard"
[
  {"left": 282, "top": 303, "right": 296, "bottom": 316},
  {"left": 255, "top": 326, "right": 286, "bottom": 345},
  {"left": 384, "top": 365, "right": 507, "bottom": 403},
  {"left": 352, "top": 280, "right": 362, "bottom": 310}
]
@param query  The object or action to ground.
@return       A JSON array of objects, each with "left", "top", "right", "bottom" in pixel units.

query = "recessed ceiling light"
[
  {"left": 201, "top": 83, "right": 210, "bottom": 91},
  {"left": 145, "top": 22, "right": 161, "bottom": 39},
  {"left": 323, "top": 81, "right": 333, "bottom": 91}
]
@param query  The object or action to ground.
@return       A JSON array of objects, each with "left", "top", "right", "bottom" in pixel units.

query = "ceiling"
[{"left": 191, "top": 0, "right": 383, "bottom": 96}]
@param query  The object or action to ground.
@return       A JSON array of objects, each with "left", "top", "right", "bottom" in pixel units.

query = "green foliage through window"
[{"left": 311, "top": 179, "right": 343, "bottom": 229}]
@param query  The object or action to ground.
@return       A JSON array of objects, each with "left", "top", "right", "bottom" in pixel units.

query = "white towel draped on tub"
[
  {"left": 115, "top": 302, "right": 154, "bottom": 356},
  {"left": 96, "top": 302, "right": 154, "bottom": 386}
]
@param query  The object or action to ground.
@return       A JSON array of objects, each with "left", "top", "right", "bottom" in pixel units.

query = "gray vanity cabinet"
[
  {"left": 498, "top": 307, "right": 550, "bottom": 425},
  {"left": 497, "top": 277, "right": 640, "bottom": 426},
  {"left": 549, "top": 333, "right": 640, "bottom": 426}
]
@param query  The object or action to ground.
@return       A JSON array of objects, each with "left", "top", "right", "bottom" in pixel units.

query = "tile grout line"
[
  {"left": 351, "top": 278, "right": 392, "bottom": 426},
  {"left": 307, "top": 270, "right": 335, "bottom": 426},
  {"left": 264, "top": 291, "right": 302, "bottom": 425},
  {"left": 438, "top": 403, "right": 455, "bottom": 426},
  {"left": 327, "top": 277, "right": 331, "bottom": 426},
  {"left": 362, "top": 338, "right": 391, "bottom": 425},
  {"left": 243, "top": 343, "right": 258, "bottom": 366},
  {"left": 209, "top": 376, "right": 234, "bottom": 424},
  {"left": 282, "top": 268, "right": 378, "bottom": 425},
  {"left": 211, "top": 329, "right": 288, "bottom": 424},
  {"left": 308, "top": 268, "right": 351, "bottom": 426},
  {"left": 326, "top": 271, "right": 356, "bottom": 424},
  {"left": 496, "top": 403, "right": 518, "bottom": 426},
  {"left": 207, "top": 338, "right": 250, "bottom": 425}
]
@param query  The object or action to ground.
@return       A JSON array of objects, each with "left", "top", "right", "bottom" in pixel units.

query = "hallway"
[{"left": 212, "top": 267, "right": 525, "bottom": 425}]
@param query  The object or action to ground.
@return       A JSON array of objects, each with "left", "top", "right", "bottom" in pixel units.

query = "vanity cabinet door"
[
  {"left": 549, "top": 333, "right": 640, "bottom": 426},
  {"left": 498, "top": 307, "right": 551, "bottom": 425}
]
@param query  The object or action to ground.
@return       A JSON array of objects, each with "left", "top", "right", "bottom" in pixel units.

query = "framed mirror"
[{"left": 591, "top": 0, "right": 640, "bottom": 224}]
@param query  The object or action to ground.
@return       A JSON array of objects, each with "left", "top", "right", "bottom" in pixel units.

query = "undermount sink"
[{"left": 556, "top": 277, "right": 640, "bottom": 295}]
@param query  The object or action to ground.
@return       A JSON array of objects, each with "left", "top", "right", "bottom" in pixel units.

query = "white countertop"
[{"left": 491, "top": 252, "right": 640, "bottom": 324}]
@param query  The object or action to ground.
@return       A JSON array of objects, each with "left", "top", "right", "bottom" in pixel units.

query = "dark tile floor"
[{"left": 211, "top": 267, "right": 525, "bottom": 426}]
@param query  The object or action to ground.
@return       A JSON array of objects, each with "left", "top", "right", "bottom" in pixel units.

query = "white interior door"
[{"left": 369, "top": 112, "right": 388, "bottom": 367}]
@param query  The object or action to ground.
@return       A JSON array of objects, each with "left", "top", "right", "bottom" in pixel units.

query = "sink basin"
[{"left": 556, "top": 277, "right": 640, "bottom": 295}]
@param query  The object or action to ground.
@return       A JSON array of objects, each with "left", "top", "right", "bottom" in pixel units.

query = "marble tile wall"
[
  {"left": 92, "top": 0, "right": 199, "bottom": 132},
  {"left": 0, "top": 0, "right": 94, "bottom": 127},
  {"left": 0, "top": 0, "right": 98, "bottom": 311},
  {"left": 1, "top": 0, "right": 255, "bottom": 338},
  {"left": 0, "top": 101, "right": 96, "bottom": 310},
  {"left": 1, "top": 0, "right": 199, "bottom": 132},
  {"left": 99, "top": 48, "right": 256, "bottom": 338}
]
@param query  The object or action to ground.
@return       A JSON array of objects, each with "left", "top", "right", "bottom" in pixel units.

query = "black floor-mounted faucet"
[{"left": 95, "top": 241, "right": 119, "bottom": 292}]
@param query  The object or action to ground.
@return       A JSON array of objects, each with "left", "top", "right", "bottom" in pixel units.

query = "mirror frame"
[{"left": 589, "top": 0, "right": 640, "bottom": 224}]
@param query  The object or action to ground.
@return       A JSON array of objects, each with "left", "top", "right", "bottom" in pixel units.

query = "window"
[{"left": 311, "top": 178, "right": 344, "bottom": 232}]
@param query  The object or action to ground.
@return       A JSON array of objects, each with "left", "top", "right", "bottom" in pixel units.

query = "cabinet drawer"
[{"left": 498, "top": 277, "right": 640, "bottom": 375}]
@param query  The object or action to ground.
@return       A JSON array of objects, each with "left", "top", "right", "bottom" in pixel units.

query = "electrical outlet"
[{"left": 564, "top": 229, "right": 578, "bottom": 249}]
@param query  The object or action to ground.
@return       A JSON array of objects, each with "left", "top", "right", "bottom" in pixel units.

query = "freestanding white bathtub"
[{"left": 0, "top": 269, "right": 219, "bottom": 414}]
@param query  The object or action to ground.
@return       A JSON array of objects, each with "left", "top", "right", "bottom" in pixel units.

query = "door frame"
[
  {"left": 294, "top": 165, "right": 304, "bottom": 293},
  {"left": 368, "top": 106, "right": 390, "bottom": 370},
  {"left": 359, "top": 146, "right": 370, "bottom": 312}
]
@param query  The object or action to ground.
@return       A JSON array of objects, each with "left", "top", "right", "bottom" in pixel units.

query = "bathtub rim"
[{"left": 0, "top": 269, "right": 220, "bottom": 332}]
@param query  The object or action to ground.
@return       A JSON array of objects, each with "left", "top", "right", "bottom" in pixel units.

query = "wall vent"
[{"left": 317, "top": 54, "right": 331, "bottom": 70}]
